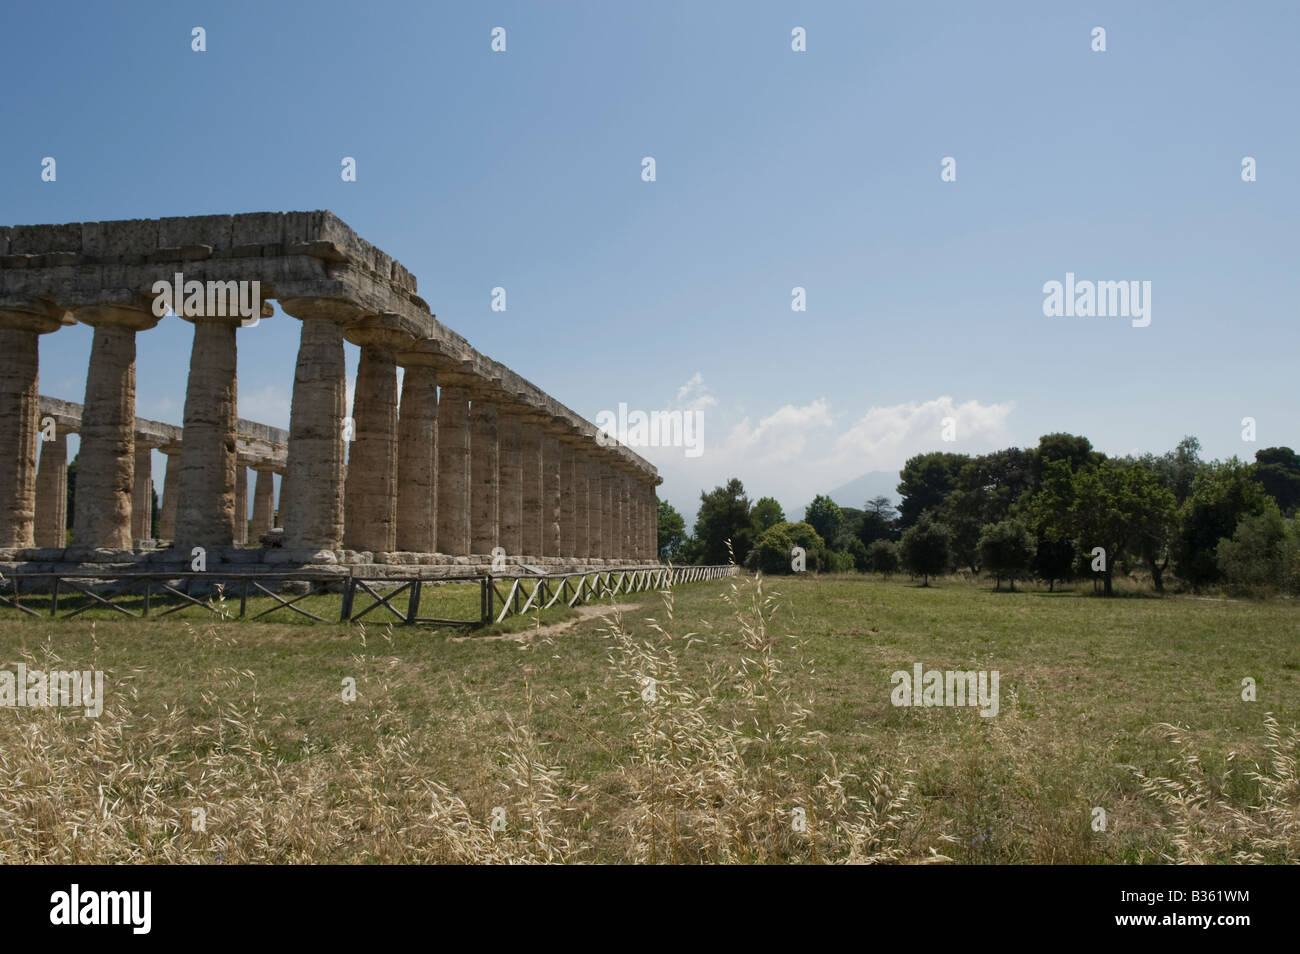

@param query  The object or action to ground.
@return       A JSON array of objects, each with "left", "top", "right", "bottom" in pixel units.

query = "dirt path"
[{"left": 449, "top": 602, "right": 642, "bottom": 643}]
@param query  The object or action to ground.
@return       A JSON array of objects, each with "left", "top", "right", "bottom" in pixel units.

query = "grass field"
[{"left": 1, "top": 573, "right": 1296, "bottom": 864}]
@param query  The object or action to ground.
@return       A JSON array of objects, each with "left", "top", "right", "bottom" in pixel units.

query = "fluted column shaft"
[
  {"left": 470, "top": 397, "right": 500, "bottom": 555},
  {"left": 133, "top": 445, "right": 153, "bottom": 543},
  {"left": 75, "top": 322, "right": 143, "bottom": 549},
  {"left": 559, "top": 440, "right": 576, "bottom": 557},
  {"left": 574, "top": 449, "right": 590, "bottom": 559},
  {"left": 344, "top": 345, "right": 399, "bottom": 553},
  {"left": 436, "top": 384, "right": 471, "bottom": 555},
  {"left": 158, "top": 449, "right": 181, "bottom": 541},
  {"left": 34, "top": 432, "right": 68, "bottom": 548},
  {"left": 174, "top": 319, "right": 239, "bottom": 548},
  {"left": 251, "top": 469, "right": 275, "bottom": 540},
  {"left": 396, "top": 364, "right": 438, "bottom": 553},
  {"left": 520, "top": 422, "right": 543, "bottom": 557},
  {"left": 542, "top": 433, "right": 562, "bottom": 558},
  {"left": 0, "top": 325, "right": 41, "bottom": 547},
  {"left": 233, "top": 465, "right": 248, "bottom": 544},
  {"left": 498, "top": 411, "right": 523, "bottom": 557},
  {"left": 282, "top": 317, "right": 347, "bottom": 550},
  {"left": 586, "top": 454, "right": 601, "bottom": 559}
]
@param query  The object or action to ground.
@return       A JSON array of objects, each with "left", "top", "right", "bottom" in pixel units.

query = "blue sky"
[{"left": 4, "top": 1, "right": 1297, "bottom": 525}]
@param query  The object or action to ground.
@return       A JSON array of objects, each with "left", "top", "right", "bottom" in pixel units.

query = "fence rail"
[{"left": 0, "top": 565, "right": 740, "bottom": 627}]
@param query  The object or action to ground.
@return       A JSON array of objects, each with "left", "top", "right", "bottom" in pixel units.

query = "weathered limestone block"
[
  {"left": 497, "top": 410, "right": 523, "bottom": 557},
  {"left": 34, "top": 432, "right": 68, "bottom": 548},
  {"left": 157, "top": 448, "right": 182, "bottom": 541},
  {"left": 174, "top": 318, "right": 239, "bottom": 548},
  {"left": 436, "top": 384, "right": 471, "bottom": 556},
  {"left": 132, "top": 444, "right": 153, "bottom": 543},
  {"left": 73, "top": 305, "right": 157, "bottom": 550},
  {"left": 470, "top": 397, "right": 500, "bottom": 555},
  {"left": 344, "top": 345, "right": 399, "bottom": 553},
  {"left": 251, "top": 468, "right": 275, "bottom": 540},
  {"left": 395, "top": 364, "right": 438, "bottom": 553}
]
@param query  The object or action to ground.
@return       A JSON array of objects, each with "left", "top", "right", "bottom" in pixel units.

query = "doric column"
[
  {"left": 157, "top": 445, "right": 182, "bottom": 541},
  {"left": 34, "top": 431, "right": 68, "bottom": 548},
  {"left": 174, "top": 316, "right": 241, "bottom": 549},
  {"left": 232, "top": 464, "right": 248, "bottom": 544},
  {"left": 601, "top": 461, "right": 616, "bottom": 560},
  {"left": 274, "top": 471, "right": 286, "bottom": 527},
  {"left": 250, "top": 468, "right": 275, "bottom": 541},
  {"left": 648, "top": 482, "right": 660, "bottom": 561},
  {"left": 0, "top": 306, "right": 63, "bottom": 548},
  {"left": 470, "top": 395, "right": 500, "bottom": 556},
  {"left": 497, "top": 409, "right": 523, "bottom": 557},
  {"left": 618, "top": 468, "right": 631, "bottom": 561},
  {"left": 73, "top": 304, "right": 158, "bottom": 550},
  {"left": 559, "top": 437, "right": 576, "bottom": 558},
  {"left": 585, "top": 453, "right": 602, "bottom": 559},
  {"left": 279, "top": 299, "right": 358, "bottom": 551},
  {"left": 573, "top": 447, "right": 590, "bottom": 560},
  {"left": 436, "top": 381, "right": 472, "bottom": 556},
  {"left": 343, "top": 336, "right": 402, "bottom": 554},
  {"left": 520, "top": 417, "right": 543, "bottom": 558},
  {"left": 133, "top": 444, "right": 153, "bottom": 544},
  {"left": 542, "top": 431, "right": 562, "bottom": 558},
  {"left": 394, "top": 361, "right": 439, "bottom": 554}
]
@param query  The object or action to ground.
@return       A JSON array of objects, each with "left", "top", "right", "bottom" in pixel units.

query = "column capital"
[
  {"left": 278, "top": 296, "right": 368, "bottom": 325},
  {"left": 73, "top": 301, "right": 160, "bottom": 332},
  {"left": 0, "top": 301, "right": 72, "bottom": 334}
]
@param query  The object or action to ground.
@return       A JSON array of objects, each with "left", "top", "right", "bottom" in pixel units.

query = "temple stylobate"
[{"left": 0, "top": 211, "right": 660, "bottom": 572}]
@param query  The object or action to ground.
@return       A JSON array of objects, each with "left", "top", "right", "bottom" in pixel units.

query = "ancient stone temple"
[{"left": 0, "top": 212, "right": 660, "bottom": 573}]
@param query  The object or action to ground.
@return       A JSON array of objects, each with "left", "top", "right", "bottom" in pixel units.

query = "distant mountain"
[{"left": 792, "top": 471, "right": 900, "bottom": 521}]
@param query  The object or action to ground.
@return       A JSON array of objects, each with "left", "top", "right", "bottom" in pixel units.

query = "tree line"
[{"left": 657, "top": 435, "right": 1300, "bottom": 596}]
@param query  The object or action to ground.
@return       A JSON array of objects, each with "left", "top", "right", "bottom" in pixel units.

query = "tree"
[
  {"left": 898, "top": 513, "right": 952, "bottom": 586},
  {"left": 1175, "top": 458, "right": 1271, "bottom": 588},
  {"left": 750, "top": 496, "right": 786, "bottom": 535},
  {"left": 844, "top": 536, "right": 870, "bottom": 572},
  {"left": 977, "top": 518, "right": 1035, "bottom": 591},
  {"left": 1216, "top": 501, "right": 1293, "bottom": 591},
  {"left": 859, "top": 496, "right": 896, "bottom": 546},
  {"left": 804, "top": 494, "right": 843, "bottom": 546},
  {"left": 744, "top": 522, "right": 825, "bottom": 575},
  {"left": 693, "top": 478, "right": 752, "bottom": 564},
  {"left": 1253, "top": 447, "right": 1300, "bottom": 516},
  {"left": 1068, "top": 460, "right": 1135, "bottom": 597},
  {"left": 867, "top": 539, "right": 900, "bottom": 577},
  {"left": 897, "top": 452, "right": 968, "bottom": 528},
  {"left": 746, "top": 524, "right": 797, "bottom": 575},
  {"left": 1031, "top": 433, "right": 1100, "bottom": 488},
  {"left": 657, "top": 500, "right": 687, "bottom": 561},
  {"left": 1118, "top": 460, "right": 1178, "bottom": 592}
]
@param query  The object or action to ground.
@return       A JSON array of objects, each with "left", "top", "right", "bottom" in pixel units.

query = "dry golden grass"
[{"left": 0, "top": 572, "right": 1296, "bottom": 864}]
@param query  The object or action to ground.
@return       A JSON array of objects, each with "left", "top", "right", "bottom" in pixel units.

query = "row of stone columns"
[
  {"left": 274, "top": 302, "right": 660, "bottom": 562},
  {"left": 2, "top": 296, "right": 659, "bottom": 562}
]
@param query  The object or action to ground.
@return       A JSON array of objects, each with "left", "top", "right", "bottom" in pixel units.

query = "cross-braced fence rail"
[{"left": 0, "top": 565, "right": 740, "bottom": 628}]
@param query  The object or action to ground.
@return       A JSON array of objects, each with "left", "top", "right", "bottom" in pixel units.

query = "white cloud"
[{"left": 649, "top": 378, "right": 1014, "bottom": 520}]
